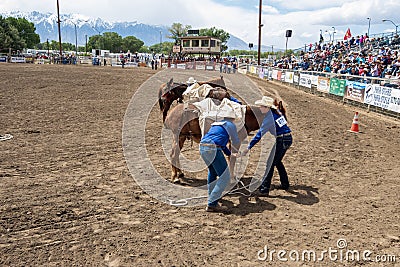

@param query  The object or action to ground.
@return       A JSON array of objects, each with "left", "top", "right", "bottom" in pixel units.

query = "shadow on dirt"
[
  {"left": 221, "top": 197, "right": 277, "bottom": 216},
  {"left": 269, "top": 184, "right": 319, "bottom": 206}
]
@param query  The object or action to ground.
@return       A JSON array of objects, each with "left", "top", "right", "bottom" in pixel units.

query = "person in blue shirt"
[
  {"left": 242, "top": 96, "right": 293, "bottom": 196},
  {"left": 200, "top": 118, "right": 240, "bottom": 212},
  {"left": 228, "top": 94, "right": 242, "bottom": 104}
]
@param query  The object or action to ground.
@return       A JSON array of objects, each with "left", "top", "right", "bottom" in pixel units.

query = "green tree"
[
  {"left": 102, "top": 32, "right": 122, "bottom": 52},
  {"left": 161, "top": 41, "right": 174, "bottom": 55},
  {"left": 200, "top": 27, "right": 230, "bottom": 52},
  {"left": 6, "top": 17, "right": 40, "bottom": 48},
  {"left": 88, "top": 34, "right": 102, "bottom": 50},
  {"left": 0, "top": 16, "right": 26, "bottom": 51},
  {"left": 167, "top": 23, "right": 191, "bottom": 45},
  {"left": 122, "top": 36, "right": 144, "bottom": 53}
]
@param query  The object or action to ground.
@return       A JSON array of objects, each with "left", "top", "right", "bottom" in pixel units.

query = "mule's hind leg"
[
  {"left": 170, "top": 133, "right": 186, "bottom": 183},
  {"left": 170, "top": 135, "right": 180, "bottom": 183},
  {"left": 176, "top": 134, "right": 187, "bottom": 179}
]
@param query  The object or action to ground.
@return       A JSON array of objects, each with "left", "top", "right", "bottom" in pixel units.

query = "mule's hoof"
[{"left": 172, "top": 178, "right": 180, "bottom": 184}]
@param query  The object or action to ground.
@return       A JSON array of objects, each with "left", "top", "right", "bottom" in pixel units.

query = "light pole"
[
  {"left": 85, "top": 34, "right": 87, "bottom": 54},
  {"left": 319, "top": 29, "right": 323, "bottom": 44},
  {"left": 56, "top": 0, "right": 62, "bottom": 58},
  {"left": 159, "top": 30, "right": 162, "bottom": 54},
  {"left": 72, "top": 23, "right": 78, "bottom": 56},
  {"left": 46, "top": 38, "right": 50, "bottom": 57},
  {"left": 325, "top": 30, "right": 331, "bottom": 42},
  {"left": 382, "top": 19, "right": 398, "bottom": 35},
  {"left": 257, "top": 0, "right": 263, "bottom": 66},
  {"left": 332, "top": 26, "right": 336, "bottom": 42},
  {"left": 61, "top": 20, "right": 78, "bottom": 63},
  {"left": 367, "top": 18, "right": 371, "bottom": 36}
]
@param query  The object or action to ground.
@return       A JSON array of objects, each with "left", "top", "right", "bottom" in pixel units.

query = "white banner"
[
  {"left": 238, "top": 68, "right": 247, "bottom": 74},
  {"left": 293, "top": 74, "right": 299, "bottom": 84},
  {"left": 317, "top": 76, "right": 330, "bottom": 93},
  {"left": 285, "top": 72, "right": 294, "bottom": 83},
  {"left": 272, "top": 69, "right": 278, "bottom": 80},
  {"left": 176, "top": 63, "right": 186, "bottom": 69},
  {"left": 299, "top": 73, "right": 312, "bottom": 88},
  {"left": 258, "top": 68, "right": 264, "bottom": 79},
  {"left": 311, "top": 75, "right": 319, "bottom": 86},
  {"left": 196, "top": 63, "right": 205, "bottom": 70},
  {"left": 11, "top": 57, "right": 26, "bottom": 63},
  {"left": 364, "top": 85, "right": 400, "bottom": 113},
  {"left": 250, "top": 66, "right": 257, "bottom": 74}
]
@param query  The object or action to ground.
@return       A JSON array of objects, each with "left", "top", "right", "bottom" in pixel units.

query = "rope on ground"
[
  {"left": 0, "top": 134, "right": 13, "bottom": 141},
  {"left": 168, "top": 152, "right": 259, "bottom": 206}
]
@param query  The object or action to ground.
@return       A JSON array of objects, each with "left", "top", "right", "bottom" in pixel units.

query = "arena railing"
[{"left": 243, "top": 64, "right": 400, "bottom": 119}]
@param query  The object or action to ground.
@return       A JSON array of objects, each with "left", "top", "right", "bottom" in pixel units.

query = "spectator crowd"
[{"left": 273, "top": 33, "right": 400, "bottom": 87}]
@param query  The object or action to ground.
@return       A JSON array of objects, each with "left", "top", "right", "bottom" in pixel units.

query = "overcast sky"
[{"left": 1, "top": 0, "right": 400, "bottom": 49}]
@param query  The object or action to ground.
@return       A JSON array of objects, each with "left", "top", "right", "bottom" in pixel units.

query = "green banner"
[{"left": 329, "top": 78, "right": 346, "bottom": 96}]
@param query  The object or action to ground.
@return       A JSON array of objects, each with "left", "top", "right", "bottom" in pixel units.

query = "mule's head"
[{"left": 158, "top": 78, "right": 175, "bottom": 111}]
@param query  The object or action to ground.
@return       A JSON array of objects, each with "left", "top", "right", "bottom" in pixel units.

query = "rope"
[
  {"left": 0, "top": 134, "right": 13, "bottom": 141},
  {"left": 168, "top": 195, "right": 207, "bottom": 207},
  {"left": 168, "top": 152, "right": 260, "bottom": 207}
]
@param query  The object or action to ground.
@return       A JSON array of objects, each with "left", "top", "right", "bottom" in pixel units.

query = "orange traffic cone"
[{"left": 349, "top": 112, "right": 360, "bottom": 133}]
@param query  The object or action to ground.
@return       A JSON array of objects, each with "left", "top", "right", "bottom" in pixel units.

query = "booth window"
[
  {"left": 201, "top": 40, "right": 209, "bottom": 47},
  {"left": 192, "top": 40, "right": 200, "bottom": 47}
]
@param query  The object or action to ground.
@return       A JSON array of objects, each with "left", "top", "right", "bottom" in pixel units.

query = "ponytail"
[{"left": 273, "top": 99, "right": 287, "bottom": 121}]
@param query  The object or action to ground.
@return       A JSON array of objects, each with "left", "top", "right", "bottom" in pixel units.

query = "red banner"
[{"left": 344, "top": 28, "right": 352, "bottom": 40}]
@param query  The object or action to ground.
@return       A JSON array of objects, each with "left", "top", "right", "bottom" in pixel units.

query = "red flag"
[{"left": 344, "top": 28, "right": 352, "bottom": 40}]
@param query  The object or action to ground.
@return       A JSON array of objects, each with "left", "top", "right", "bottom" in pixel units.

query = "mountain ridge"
[{"left": 1, "top": 11, "right": 274, "bottom": 52}]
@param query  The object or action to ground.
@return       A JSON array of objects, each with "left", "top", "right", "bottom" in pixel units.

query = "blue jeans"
[
  {"left": 260, "top": 134, "right": 293, "bottom": 193},
  {"left": 200, "top": 145, "right": 231, "bottom": 207}
]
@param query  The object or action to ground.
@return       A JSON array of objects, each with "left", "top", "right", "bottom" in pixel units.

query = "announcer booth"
[
  {"left": 172, "top": 33, "right": 222, "bottom": 70},
  {"left": 178, "top": 35, "right": 222, "bottom": 58}
]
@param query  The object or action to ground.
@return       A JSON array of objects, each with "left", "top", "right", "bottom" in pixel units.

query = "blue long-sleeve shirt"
[
  {"left": 201, "top": 120, "right": 240, "bottom": 156},
  {"left": 229, "top": 95, "right": 242, "bottom": 104},
  {"left": 248, "top": 110, "right": 291, "bottom": 150}
]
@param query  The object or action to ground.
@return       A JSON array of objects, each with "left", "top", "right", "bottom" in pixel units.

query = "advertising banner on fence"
[
  {"left": 345, "top": 81, "right": 366, "bottom": 103},
  {"left": 0, "top": 56, "right": 7, "bottom": 63},
  {"left": 293, "top": 74, "right": 299, "bottom": 84},
  {"left": 238, "top": 68, "right": 247, "bottom": 74},
  {"left": 186, "top": 62, "right": 195, "bottom": 69},
  {"left": 258, "top": 68, "right": 265, "bottom": 79},
  {"left": 177, "top": 63, "right": 186, "bottom": 69},
  {"left": 196, "top": 62, "right": 205, "bottom": 70},
  {"left": 311, "top": 75, "right": 319, "bottom": 86},
  {"left": 206, "top": 63, "right": 215, "bottom": 71},
  {"left": 285, "top": 72, "right": 294, "bottom": 83},
  {"left": 364, "top": 85, "right": 400, "bottom": 113},
  {"left": 329, "top": 78, "right": 346, "bottom": 96},
  {"left": 299, "top": 74, "right": 312, "bottom": 88},
  {"left": 317, "top": 76, "right": 330, "bottom": 93},
  {"left": 10, "top": 57, "right": 25, "bottom": 63},
  {"left": 250, "top": 66, "right": 257, "bottom": 74},
  {"left": 277, "top": 71, "right": 282, "bottom": 81},
  {"left": 272, "top": 69, "right": 278, "bottom": 80}
]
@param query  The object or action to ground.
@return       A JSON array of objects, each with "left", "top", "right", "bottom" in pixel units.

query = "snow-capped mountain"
[{"left": 1, "top": 11, "right": 252, "bottom": 51}]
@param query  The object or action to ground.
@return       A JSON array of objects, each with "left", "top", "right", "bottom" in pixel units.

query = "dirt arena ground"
[{"left": 0, "top": 64, "right": 399, "bottom": 266}]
